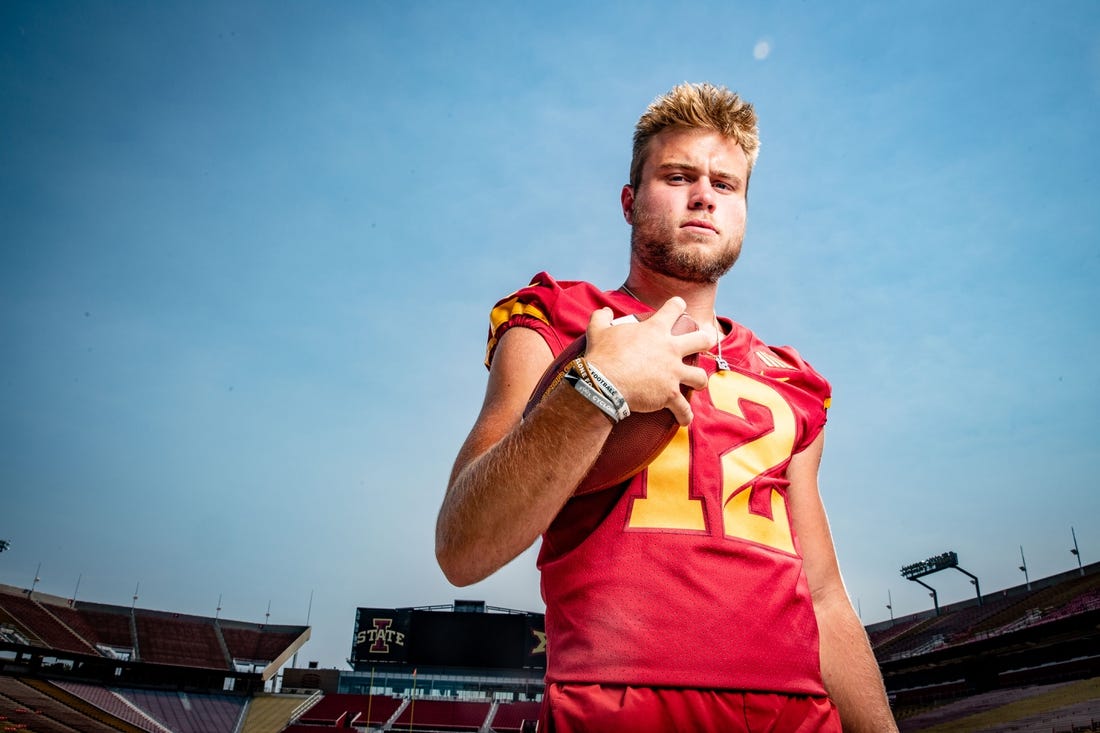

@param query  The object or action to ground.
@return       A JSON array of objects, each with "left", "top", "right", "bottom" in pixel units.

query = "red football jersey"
[{"left": 488, "top": 273, "right": 832, "bottom": 695}]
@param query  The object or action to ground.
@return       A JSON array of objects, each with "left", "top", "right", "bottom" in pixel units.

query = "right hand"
[{"left": 581, "top": 297, "right": 715, "bottom": 425}]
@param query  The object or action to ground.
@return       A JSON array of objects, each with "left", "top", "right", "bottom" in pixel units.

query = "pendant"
[{"left": 703, "top": 352, "right": 731, "bottom": 371}]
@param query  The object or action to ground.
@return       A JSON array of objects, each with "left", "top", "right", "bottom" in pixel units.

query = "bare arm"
[
  {"left": 436, "top": 298, "right": 714, "bottom": 586},
  {"left": 436, "top": 326, "right": 612, "bottom": 586},
  {"left": 787, "top": 431, "right": 897, "bottom": 732}
]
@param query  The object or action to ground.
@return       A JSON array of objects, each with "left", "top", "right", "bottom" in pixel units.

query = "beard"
[{"left": 629, "top": 205, "right": 743, "bottom": 284}]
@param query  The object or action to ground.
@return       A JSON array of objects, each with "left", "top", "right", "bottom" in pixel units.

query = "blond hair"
[{"left": 630, "top": 82, "right": 759, "bottom": 190}]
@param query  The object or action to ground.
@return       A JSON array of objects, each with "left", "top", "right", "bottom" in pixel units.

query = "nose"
[{"left": 689, "top": 179, "right": 716, "bottom": 211}]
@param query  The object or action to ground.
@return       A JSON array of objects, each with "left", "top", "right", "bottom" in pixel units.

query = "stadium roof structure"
[
  {"left": 399, "top": 599, "right": 535, "bottom": 615},
  {"left": 0, "top": 583, "right": 309, "bottom": 691}
]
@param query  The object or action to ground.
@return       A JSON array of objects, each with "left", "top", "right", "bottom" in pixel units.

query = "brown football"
[{"left": 523, "top": 312, "right": 699, "bottom": 495}]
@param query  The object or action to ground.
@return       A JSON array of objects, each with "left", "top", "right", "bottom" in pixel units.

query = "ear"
[{"left": 620, "top": 184, "right": 635, "bottom": 225}]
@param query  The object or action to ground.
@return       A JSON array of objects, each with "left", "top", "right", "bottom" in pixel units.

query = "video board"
[{"left": 352, "top": 606, "right": 545, "bottom": 670}]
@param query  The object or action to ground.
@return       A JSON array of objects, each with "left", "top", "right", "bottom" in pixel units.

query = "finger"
[
  {"left": 679, "top": 364, "right": 711, "bottom": 392},
  {"left": 677, "top": 329, "right": 718, "bottom": 356},
  {"left": 649, "top": 296, "right": 688, "bottom": 327},
  {"left": 668, "top": 394, "right": 694, "bottom": 426},
  {"left": 587, "top": 306, "right": 615, "bottom": 332}
]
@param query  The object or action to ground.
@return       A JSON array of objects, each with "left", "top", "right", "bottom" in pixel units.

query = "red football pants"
[{"left": 540, "top": 683, "right": 842, "bottom": 733}]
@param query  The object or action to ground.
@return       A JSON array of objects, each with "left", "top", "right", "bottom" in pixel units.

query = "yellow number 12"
[{"left": 627, "top": 371, "right": 798, "bottom": 554}]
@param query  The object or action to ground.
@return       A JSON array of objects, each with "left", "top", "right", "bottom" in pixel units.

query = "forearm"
[
  {"left": 436, "top": 384, "right": 612, "bottom": 586},
  {"left": 817, "top": 591, "right": 897, "bottom": 732},
  {"left": 438, "top": 303, "right": 712, "bottom": 587}
]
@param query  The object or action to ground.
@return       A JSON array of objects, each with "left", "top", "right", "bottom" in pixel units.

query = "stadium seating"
[
  {"left": 2, "top": 678, "right": 251, "bottom": 733},
  {"left": 0, "top": 584, "right": 306, "bottom": 678},
  {"left": 133, "top": 612, "right": 230, "bottom": 669},
  {"left": 356, "top": 694, "right": 405, "bottom": 727},
  {"left": 875, "top": 569, "right": 1100, "bottom": 663},
  {"left": 221, "top": 622, "right": 303, "bottom": 665},
  {"left": 281, "top": 693, "right": 541, "bottom": 732},
  {"left": 0, "top": 591, "right": 98, "bottom": 656},
  {"left": 867, "top": 615, "right": 929, "bottom": 649},
  {"left": 390, "top": 698, "right": 493, "bottom": 731},
  {"left": 1039, "top": 587, "right": 1100, "bottom": 627},
  {"left": 294, "top": 692, "right": 404, "bottom": 727},
  {"left": 897, "top": 677, "right": 1100, "bottom": 732},
  {"left": 490, "top": 700, "right": 542, "bottom": 732},
  {"left": 119, "top": 688, "right": 247, "bottom": 733},
  {"left": 54, "top": 680, "right": 169, "bottom": 730},
  {"left": 0, "top": 676, "right": 130, "bottom": 733},
  {"left": 4, "top": 564, "right": 1100, "bottom": 732},
  {"left": 65, "top": 604, "right": 138, "bottom": 651}
]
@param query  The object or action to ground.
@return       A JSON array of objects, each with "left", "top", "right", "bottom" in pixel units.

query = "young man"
[{"left": 436, "top": 83, "right": 896, "bottom": 732}]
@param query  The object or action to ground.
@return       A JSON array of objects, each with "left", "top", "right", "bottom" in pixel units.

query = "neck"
[{"left": 621, "top": 267, "right": 721, "bottom": 332}]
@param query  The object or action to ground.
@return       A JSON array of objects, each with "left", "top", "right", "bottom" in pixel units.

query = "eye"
[
  {"left": 667, "top": 173, "right": 689, "bottom": 183},
  {"left": 714, "top": 180, "right": 739, "bottom": 193}
]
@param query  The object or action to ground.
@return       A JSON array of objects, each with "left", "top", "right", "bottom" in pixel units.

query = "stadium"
[
  {"left": 5, "top": 1, "right": 1097, "bottom": 730},
  {"left": 2, "top": 559, "right": 1099, "bottom": 733}
]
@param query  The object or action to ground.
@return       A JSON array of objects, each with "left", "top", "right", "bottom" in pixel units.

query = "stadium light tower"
[
  {"left": 901, "top": 551, "right": 983, "bottom": 616},
  {"left": 907, "top": 574, "right": 939, "bottom": 615}
]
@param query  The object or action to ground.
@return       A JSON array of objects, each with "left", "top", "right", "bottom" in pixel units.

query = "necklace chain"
[{"left": 618, "top": 284, "right": 729, "bottom": 371}]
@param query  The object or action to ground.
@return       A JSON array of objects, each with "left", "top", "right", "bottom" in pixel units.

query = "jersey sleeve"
[
  {"left": 484, "top": 272, "right": 613, "bottom": 368},
  {"left": 768, "top": 344, "right": 832, "bottom": 453},
  {"left": 485, "top": 273, "right": 562, "bottom": 368}
]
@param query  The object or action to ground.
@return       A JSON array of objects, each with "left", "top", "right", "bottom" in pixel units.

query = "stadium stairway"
[
  {"left": 53, "top": 680, "right": 176, "bottom": 732},
  {"left": 0, "top": 593, "right": 100, "bottom": 656},
  {"left": 212, "top": 620, "right": 234, "bottom": 669},
  {"left": 130, "top": 611, "right": 142, "bottom": 661}
]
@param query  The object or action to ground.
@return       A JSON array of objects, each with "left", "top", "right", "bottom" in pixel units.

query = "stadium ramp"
[{"left": 237, "top": 691, "right": 316, "bottom": 733}]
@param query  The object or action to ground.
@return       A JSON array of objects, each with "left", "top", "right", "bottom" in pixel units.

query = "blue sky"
[{"left": 2, "top": 2, "right": 1098, "bottom": 671}]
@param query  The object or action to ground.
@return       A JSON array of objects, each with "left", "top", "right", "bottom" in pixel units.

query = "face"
[{"left": 622, "top": 128, "right": 749, "bottom": 284}]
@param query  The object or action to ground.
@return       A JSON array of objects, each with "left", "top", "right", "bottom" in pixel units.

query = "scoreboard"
[{"left": 352, "top": 606, "right": 546, "bottom": 670}]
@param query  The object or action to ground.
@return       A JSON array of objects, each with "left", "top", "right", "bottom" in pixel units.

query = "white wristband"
[
  {"left": 563, "top": 363, "right": 620, "bottom": 423},
  {"left": 580, "top": 360, "right": 630, "bottom": 422}
]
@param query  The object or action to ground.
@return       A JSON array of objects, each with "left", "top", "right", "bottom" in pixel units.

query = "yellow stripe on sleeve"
[
  {"left": 484, "top": 298, "right": 549, "bottom": 366},
  {"left": 489, "top": 298, "right": 548, "bottom": 332}
]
